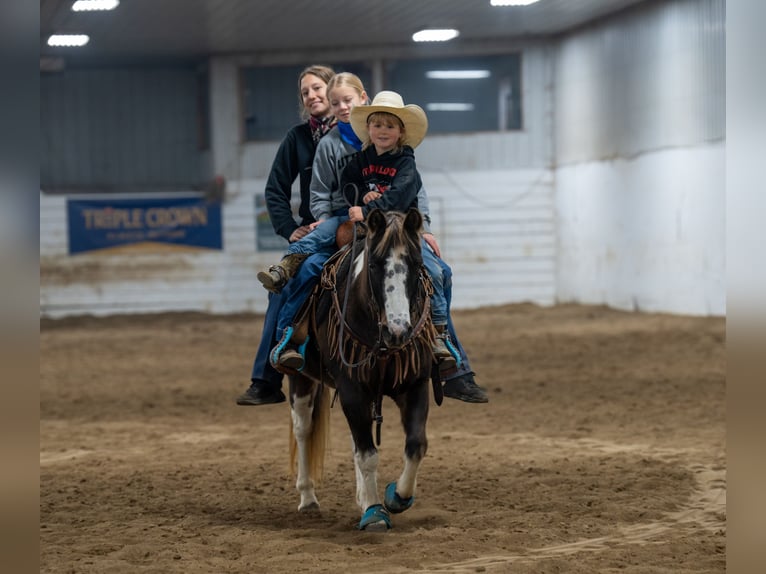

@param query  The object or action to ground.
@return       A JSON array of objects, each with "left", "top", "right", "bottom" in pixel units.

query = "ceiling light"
[
  {"left": 426, "top": 70, "right": 491, "bottom": 80},
  {"left": 426, "top": 103, "right": 475, "bottom": 112},
  {"left": 72, "top": 0, "right": 120, "bottom": 11},
  {"left": 490, "top": 0, "right": 540, "bottom": 6},
  {"left": 412, "top": 29, "right": 460, "bottom": 43},
  {"left": 47, "top": 34, "right": 90, "bottom": 47}
]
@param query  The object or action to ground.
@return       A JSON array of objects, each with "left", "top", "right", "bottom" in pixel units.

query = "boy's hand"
[
  {"left": 349, "top": 206, "right": 364, "bottom": 222},
  {"left": 363, "top": 191, "right": 382, "bottom": 204}
]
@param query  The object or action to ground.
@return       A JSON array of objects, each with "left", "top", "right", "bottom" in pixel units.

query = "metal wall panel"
[
  {"left": 555, "top": 0, "right": 725, "bottom": 164},
  {"left": 41, "top": 67, "right": 206, "bottom": 191}
]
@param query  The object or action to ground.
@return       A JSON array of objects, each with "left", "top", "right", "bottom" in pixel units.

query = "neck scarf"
[
  {"left": 337, "top": 121, "right": 363, "bottom": 151},
  {"left": 309, "top": 115, "right": 336, "bottom": 146}
]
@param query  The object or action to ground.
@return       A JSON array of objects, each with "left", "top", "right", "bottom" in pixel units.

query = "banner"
[{"left": 67, "top": 196, "right": 222, "bottom": 254}]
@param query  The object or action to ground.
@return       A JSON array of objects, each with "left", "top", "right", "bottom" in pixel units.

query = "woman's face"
[
  {"left": 329, "top": 85, "right": 367, "bottom": 124},
  {"left": 300, "top": 73, "right": 330, "bottom": 118}
]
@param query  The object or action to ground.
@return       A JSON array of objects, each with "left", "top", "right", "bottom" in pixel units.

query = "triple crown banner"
[{"left": 67, "top": 196, "right": 223, "bottom": 254}]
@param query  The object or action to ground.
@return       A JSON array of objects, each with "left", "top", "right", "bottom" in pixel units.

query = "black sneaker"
[
  {"left": 442, "top": 373, "right": 489, "bottom": 403},
  {"left": 236, "top": 382, "right": 286, "bottom": 406}
]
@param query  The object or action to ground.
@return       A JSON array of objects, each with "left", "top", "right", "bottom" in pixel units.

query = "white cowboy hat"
[{"left": 350, "top": 91, "right": 429, "bottom": 149}]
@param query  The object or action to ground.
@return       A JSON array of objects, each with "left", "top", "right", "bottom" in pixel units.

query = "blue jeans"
[
  {"left": 276, "top": 250, "right": 334, "bottom": 338},
  {"left": 423, "top": 244, "right": 473, "bottom": 379},
  {"left": 286, "top": 216, "right": 347, "bottom": 256},
  {"left": 250, "top": 252, "right": 330, "bottom": 388},
  {"left": 421, "top": 239, "right": 449, "bottom": 326}
]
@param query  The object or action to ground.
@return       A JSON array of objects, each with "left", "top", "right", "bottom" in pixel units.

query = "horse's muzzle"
[{"left": 382, "top": 324, "right": 413, "bottom": 348}]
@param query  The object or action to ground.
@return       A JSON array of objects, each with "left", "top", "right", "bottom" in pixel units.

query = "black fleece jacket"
[
  {"left": 340, "top": 145, "right": 421, "bottom": 218},
  {"left": 264, "top": 122, "right": 318, "bottom": 241}
]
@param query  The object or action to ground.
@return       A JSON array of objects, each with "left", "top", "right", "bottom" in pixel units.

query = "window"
[
  {"left": 241, "top": 63, "right": 372, "bottom": 141},
  {"left": 386, "top": 54, "right": 522, "bottom": 133},
  {"left": 239, "top": 56, "right": 522, "bottom": 140}
]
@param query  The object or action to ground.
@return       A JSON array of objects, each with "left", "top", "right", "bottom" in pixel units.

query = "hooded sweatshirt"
[
  {"left": 310, "top": 129, "right": 433, "bottom": 232},
  {"left": 339, "top": 144, "right": 423, "bottom": 219}
]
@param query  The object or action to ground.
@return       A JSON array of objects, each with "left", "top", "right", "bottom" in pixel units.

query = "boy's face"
[{"left": 368, "top": 114, "right": 403, "bottom": 154}]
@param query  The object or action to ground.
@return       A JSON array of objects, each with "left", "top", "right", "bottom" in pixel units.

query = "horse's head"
[{"left": 364, "top": 208, "right": 424, "bottom": 349}]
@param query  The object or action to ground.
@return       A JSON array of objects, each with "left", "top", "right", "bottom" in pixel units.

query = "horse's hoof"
[
  {"left": 383, "top": 481, "right": 414, "bottom": 514},
  {"left": 299, "top": 501, "right": 320, "bottom": 513},
  {"left": 358, "top": 504, "right": 391, "bottom": 531}
]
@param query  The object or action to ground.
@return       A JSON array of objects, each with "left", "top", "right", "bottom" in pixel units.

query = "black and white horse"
[{"left": 287, "top": 208, "right": 437, "bottom": 531}]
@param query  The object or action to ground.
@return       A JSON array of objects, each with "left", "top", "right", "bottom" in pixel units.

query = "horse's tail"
[{"left": 289, "top": 382, "right": 332, "bottom": 482}]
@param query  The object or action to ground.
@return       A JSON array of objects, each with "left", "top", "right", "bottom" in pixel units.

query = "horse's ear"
[
  {"left": 367, "top": 209, "right": 386, "bottom": 235},
  {"left": 404, "top": 208, "right": 423, "bottom": 235}
]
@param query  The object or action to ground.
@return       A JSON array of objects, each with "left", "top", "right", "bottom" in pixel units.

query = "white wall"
[{"left": 554, "top": 0, "right": 725, "bottom": 316}]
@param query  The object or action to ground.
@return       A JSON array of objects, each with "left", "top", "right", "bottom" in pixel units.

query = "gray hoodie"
[{"left": 309, "top": 126, "right": 432, "bottom": 233}]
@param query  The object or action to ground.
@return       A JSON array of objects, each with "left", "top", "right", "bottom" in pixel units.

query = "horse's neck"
[{"left": 338, "top": 250, "right": 375, "bottom": 329}]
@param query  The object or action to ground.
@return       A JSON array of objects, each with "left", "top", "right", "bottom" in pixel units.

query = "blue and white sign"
[{"left": 67, "top": 196, "right": 223, "bottom": 254}]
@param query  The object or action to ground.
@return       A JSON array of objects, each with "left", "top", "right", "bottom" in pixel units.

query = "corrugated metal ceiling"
[{"left": 41, "top": 0, "right": 651, "bottom": 66}]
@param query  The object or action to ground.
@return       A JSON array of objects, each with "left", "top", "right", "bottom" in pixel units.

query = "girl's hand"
[
  {"left": 363, "top": 191, "right": 381, "bottom": 205},
  {"left": 349, "top": 206, "right": 364, "bottom": 222},
  {"left": 308, "top": 219, "right": 327, "bottom": 231},
  {"left": 423, "top": 233, "right": 441, "bottom": 258}
]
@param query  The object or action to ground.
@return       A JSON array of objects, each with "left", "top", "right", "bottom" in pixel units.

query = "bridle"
[{"left": 323, "top": 225, "right": 433, "bottom": 372}]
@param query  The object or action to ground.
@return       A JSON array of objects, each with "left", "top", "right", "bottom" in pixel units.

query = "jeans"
[
  {"left": 423, "top": 244, "right": 472, "bottom": 378},
  {"left": 286, "top": 215, "right": 348, "bottom": 256},
  {"left": 276, "top": 250, "right": 334, "bottom": 338},
  {"left": 421, "top": 239, "right": 449, "bottom": 326},
  {"left": 250, "top": 252, "right": 330, "bottom": 388}
]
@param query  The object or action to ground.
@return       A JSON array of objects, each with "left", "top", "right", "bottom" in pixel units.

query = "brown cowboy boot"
[
  {"left": 432, "top": 324, "right": 457, "bottom": 374},
  {"left": 257, "top": 253, "right": 309, "bottom": 294}
]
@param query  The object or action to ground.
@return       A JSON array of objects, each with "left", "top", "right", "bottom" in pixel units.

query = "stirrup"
[{"left": 270, "top": 326, "right": 309, "bottom": 372}]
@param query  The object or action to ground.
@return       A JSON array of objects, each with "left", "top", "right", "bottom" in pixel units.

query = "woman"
[{"left": 236, "top": 65, "right": 336, "bottom": 406}]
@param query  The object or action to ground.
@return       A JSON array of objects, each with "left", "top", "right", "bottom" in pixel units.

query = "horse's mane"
[{"left": 369, "top": 211, "right": 421, "bottom": 260}]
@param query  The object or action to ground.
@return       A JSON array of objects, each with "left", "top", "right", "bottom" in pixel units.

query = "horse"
[{"left": 285, "top": 208, "right": 439, "bottom": 531}]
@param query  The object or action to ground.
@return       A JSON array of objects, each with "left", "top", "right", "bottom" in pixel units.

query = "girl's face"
[
  {"left": 329, "top": 85, "right": 367, "bottom": 124},
  {"left": 368, "top": 115, "right": 403, "bottom": 154},
  {"left": 300, "top": 73, "right": 330, "bottom": 118}
]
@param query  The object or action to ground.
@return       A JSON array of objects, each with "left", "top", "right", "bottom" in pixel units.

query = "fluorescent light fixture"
[
  {"left": 72, "top": 0, "right": 120, "bottom": 11},
  {"left": 491, "top": 0, "right": 540, "bottom": 6},
  {"left": 426, "top": 103, "right": 475, "bottom": 112},
  {"left": 412, "top": 29, "right": 460, "bottom": 42},
  {"left": 426, "top": 70, "right": 491, "bottom": 80},
  {"left": 47, "top": 34, "right": 90, "bottom": 47}
]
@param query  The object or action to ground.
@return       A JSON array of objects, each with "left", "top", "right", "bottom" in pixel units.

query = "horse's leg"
[
  {"left": 289, "top": 374, "right": 321, "bottom": 511},
  {"left": 385, "top": 379, "right": 430, "bottom": 514},
  {"left": 338, "top": 379, "right": 390, "bottom": 530}
]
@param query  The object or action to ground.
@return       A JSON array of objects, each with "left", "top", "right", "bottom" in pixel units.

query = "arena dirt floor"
[{"left": 40, "top": 303, "right": 726, "bottom": 573}]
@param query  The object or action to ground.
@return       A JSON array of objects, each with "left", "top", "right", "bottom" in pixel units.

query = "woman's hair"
[
  {"left": 361, "top": 111, "right": 405, "bottom": 154},
  {"left": 326, "top": 72, "right": 367, "bottom": 102},
  {"left": 297, "top": 65, "right": 336, "bottom": 119}
]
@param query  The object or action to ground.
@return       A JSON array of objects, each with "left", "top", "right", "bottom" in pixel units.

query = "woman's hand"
[
  {"left": 349, "top": 206, "right": 364, "bottom": 222},
  {"left": 289, "top": 225, "right": 312, "bottom": 242},
  {"left": 423, "top": 233, "right": 441, "bottom": 258}
]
